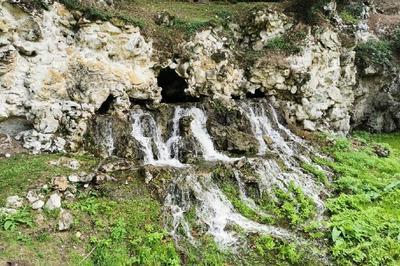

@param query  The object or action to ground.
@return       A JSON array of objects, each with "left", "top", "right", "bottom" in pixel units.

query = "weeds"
[
  {"left": 317, "top": 133, "right": 400, "bottom": 265},
  {"left": 0, "top": 209, "right": 34, "bottom": 231}
]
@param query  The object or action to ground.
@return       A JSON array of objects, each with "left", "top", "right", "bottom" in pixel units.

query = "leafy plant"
[
  {"left": 355, "top": 40, "right": 393, "bottom": 71},
  {"left": 0, "top": 209, "right": 34, "bottom": 231},
  {"left": 265, "top": 31, "right": 306, "bottom": 55},
  {"left": 317, "top": 132, "right": 400, "bottom": 265}
]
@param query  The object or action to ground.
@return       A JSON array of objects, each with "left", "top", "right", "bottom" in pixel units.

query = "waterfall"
[
  {"left": 241, "top": 102, "right": 293, "bottom": 156},
  {"left": 105, "top": 119, "right": 115, "bottom": 157},
  {"left": 122, "top": 101, "right": 329, "bottom": 250},
  {"left": 131, "top": 106, "right": 235, "bottom": 166},
  {"left": 184, "top": 107, "right": 237, "bottom": 162},
  {"left": 166, "top": 174, "right": 292, "bottom": 247},
  {"left": 131, "top": 109, "right": 184, "bottom": 167},
  {"left": 93, "top": 117, "right": 115, "bottom": 157}
]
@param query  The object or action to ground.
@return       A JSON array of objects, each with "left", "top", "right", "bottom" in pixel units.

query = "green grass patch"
[
  {"left": 265, "top": 31, "right": 307, "bottom": 55},
  {"left": 0, "top": 153, "right": 96, "bottom": 204},
  {"left": 317, "top": 133, "right": 400, "bottom": 265}
]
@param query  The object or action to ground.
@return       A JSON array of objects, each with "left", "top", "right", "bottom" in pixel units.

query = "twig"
[{"left": 80, "top": 246, "right": 96, "bottom": 264}]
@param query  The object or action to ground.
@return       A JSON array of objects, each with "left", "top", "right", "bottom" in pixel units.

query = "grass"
[
  {"left": 315, "top": 132, "right": 400, "bottom": 265},
  {"left": 0, "top": 153, "right": 96, "bottom": 204},
  {"left": 0, "top": 154, "right": 180, "bottom": 265}
]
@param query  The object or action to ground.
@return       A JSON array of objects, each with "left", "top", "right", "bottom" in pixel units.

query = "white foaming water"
[
  {"left": 166, "top": 174, "right": 292, "bottom": 247},
  {"left": 104, "top": 119, "right": 115, "bottom": 157},
  {"left": 131, "top": 109, "right": 184, "bottom": 167},
  {"left": 184, "top": 107, "right": 237, "bottom": 162},
  {"left": 253, "top": 158, "right": 325, "bottom": 217},
  {"left": 241, "top": 102, "right": 293, "bottom": 156},
  {"left": 131, "top": 107, "right": 235, "bottom": 166}
]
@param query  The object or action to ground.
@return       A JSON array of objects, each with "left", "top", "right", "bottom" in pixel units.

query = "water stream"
[{"left": 105, "top": 101, "right": 326, "bottom": 248}]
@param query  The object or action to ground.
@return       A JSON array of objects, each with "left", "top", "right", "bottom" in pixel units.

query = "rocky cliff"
[{"left": 0, "top": 0, "right": 399, "bottom": 153}]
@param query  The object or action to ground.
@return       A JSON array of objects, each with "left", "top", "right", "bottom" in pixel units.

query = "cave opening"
[
  {"left": 158, "top": 68, "right": 198, "bottom": 103},
  {"left": 97, "top": 94, "right": 115, "bottom": 114},
  {"left": 246, "top": 89, "right": 266, "bottom": 99}
]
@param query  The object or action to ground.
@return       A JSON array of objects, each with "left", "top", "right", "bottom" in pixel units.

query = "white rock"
[
  {"left": 26, "top": 190, "right": 40, "bottom": 203},
  {"left": 44, "top": 193, "right": 61, "bottom": 210},
  {"left": 5, "top": 195, "right": 23, "bottom": 209},
  {"left": 32, "top": 200, "right": 45, "bottom": 210},
  {"left": 68, "top": 175, "right": 79, "bottom": 183},
  {"left": 68, "top": 160, "right": 80, "bottom": 170},
  {"left": 58, "top": 209, "right": 73, "bottom": 231},
  {"left": 0, "top": 207, "right": 17, "bottom": 215}
]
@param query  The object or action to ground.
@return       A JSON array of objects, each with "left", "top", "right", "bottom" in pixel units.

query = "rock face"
[
  {"left": 353, "top": 67, "right": 400, "bottom": 132},
  {"left": 0, "top": 1, "right": 158, "bottom": 152},
  {"left": 0, "top": 1, "right": 399, "bottom": 154},
  {"left": 250, "top": 29, "right": 356, "bottom": 134}
]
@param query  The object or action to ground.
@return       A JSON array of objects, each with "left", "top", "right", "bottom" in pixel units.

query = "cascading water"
[
  {"left": 131, "top": 109, "right": 184, "bottom": 167},
  {"left": 110, "top": 100, "right": 328, "bottom": 252},
  {"left": 149, "top": 101, "right": 326, "bottom": 251},
  {"left": 241, "top": 101, "right": 293, "bottom": 156},
  {"left": 184, "top": 107, "right": 237, "bottom": 162},
  {"left": 165, "top": 174, "right": 292, "bottom": 247},
  {"left": 130, "top": 106, "right": 236, "bottom": 166}
]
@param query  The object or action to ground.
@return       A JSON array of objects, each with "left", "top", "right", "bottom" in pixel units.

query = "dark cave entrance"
[
  {"left": 97, "top": 94, "right": 115, "bottom": 114},
  {"left": 158, "top": 68, "right": 198, "bottom": 103},
  {"left": 246, "top": 88, "right": 266, "bottom": 99}
]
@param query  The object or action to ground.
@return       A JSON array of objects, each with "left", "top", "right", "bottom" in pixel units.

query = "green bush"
[
  {"left": 392, "top": 27, "right": 400, "bottom": 55},
  {"left": 355, "top": 40, "right": 393, "bottom": 70}
]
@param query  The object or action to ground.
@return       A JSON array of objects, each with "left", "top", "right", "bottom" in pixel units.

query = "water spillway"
[{"left": 89, "top": 100, "right": 327, "bottom": 250}]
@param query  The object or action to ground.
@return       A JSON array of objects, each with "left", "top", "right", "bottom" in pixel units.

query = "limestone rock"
[
  {"left": 32, "top": 200, "right": 45, "bottom": 210},
  {"left": 5, "top": 195, "right": 23, "bottom": 209},
  {"left": 58, "top": 209, "right": 73, "bottom": 231},
  {"left": 0, "top": 208, "right": 18, "bottom": 215},
  {"left": 68, "top": 174, "right": 79, "bottom": 183},
  {"left": 44, "top": 193, "right": 61, "bottom": 210},
  {"left": 0, "top": 2, "right": 158, "bottom": 152},
  {"left": 26, "top": 190, "right": 40, "bottom": 204},
  {"left": 52, "top": 176, "right": 69, "bottom": 191}
]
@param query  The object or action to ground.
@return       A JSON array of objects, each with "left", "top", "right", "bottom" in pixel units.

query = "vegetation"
[
  {"left": 0, "top": 153, "right": 95, "bottom": 204},
  {"left": 265, "top": 31, "right": 307, "bottom": 55},
  {"left": 212, "top": 165, "right": 316, "bottom": 228},
  {"left": 392, "top": 27, "right": 400, "bottom": 55},
  {"left": 315, "top": 132, "right": 400, "bottom": 265},
  {"left": 355, "top": 40, "right": 393, "bottom": 70},
  {"left": 339, "top": 2, "right": 364, "bottom": 24},
  {"left": 0, "top": 154, "right": 180, "bottom": 265}
]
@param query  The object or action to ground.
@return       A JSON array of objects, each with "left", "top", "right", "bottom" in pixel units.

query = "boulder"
[
  {"left": 58, "top": 209, "right": 73, "bottom": 231},
  {"left": 5, "top": 195, "right": 23, "bottom": 209},
  {"left": 44, "top": 193, "right": 61, "bottom": 210}
]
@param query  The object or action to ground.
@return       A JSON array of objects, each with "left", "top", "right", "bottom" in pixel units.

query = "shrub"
[
  {"left": 392, "top": 27, "right": 400, "bottom": 55},
  {"left": 355, "top": 40, "right": 393, "bottom": 70}
]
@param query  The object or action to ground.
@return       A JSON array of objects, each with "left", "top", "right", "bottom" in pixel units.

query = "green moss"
[
  {"left": 265, "top": 31, "right": 307, "bottom": 55},
  {"left": 212, "top": 166, "right": 274, "bottom": 225},
  {"left": 339, "top": 9, "right": 359, "bottom": 24}
]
